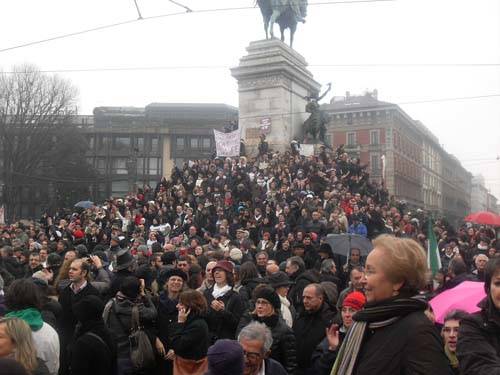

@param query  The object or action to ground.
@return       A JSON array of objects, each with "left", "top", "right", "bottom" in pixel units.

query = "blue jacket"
[{"left": 348, "top": 223, "right": 368, "bottom": 237}]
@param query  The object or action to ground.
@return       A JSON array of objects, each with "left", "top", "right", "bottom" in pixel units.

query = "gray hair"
[
  {"left": 321, "top": 259, "right": 336, "bottom": 273},
  {"left": 238, "top": 321, "right": 273, "bottom": 353}
]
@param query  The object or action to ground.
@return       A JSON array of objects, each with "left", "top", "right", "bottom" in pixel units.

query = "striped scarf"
[{"left": 330, "top": 295, "right": 427, "bottom": 375}]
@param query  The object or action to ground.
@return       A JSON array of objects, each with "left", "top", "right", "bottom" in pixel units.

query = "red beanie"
[{"left": 342, "top": 291, "right": 366, "bottom": 311}]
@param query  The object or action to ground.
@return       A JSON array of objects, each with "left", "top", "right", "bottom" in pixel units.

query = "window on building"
[
  {"left": 176, "top": 137, "right": 185, "bottom": 151},
  {"left": 112, "top": 158, "right": 128, "bottom": 174},
  {"left": 371, "top": 154, "right": 381, "bottom": 172},
  {"left": 148, "top": 158, "right": 161, "bottom": 175},
  {"left": 114, "top": 136, "right": 131, "bottom": 150},
  {"left": 347, "top": 132, "right": 356, "bottom": 146},
  {"left": 111, "top": 180, "right": 129, "bottom": 196},
  {"left": 87, "top": 136, "right": 95, "bottom": 149},
  {"left": 347, "top": 113, "right": 353, "bottom": 125},
  {"left": 370, "top": 130, "right": 380, "bottom": 145},
  {"left": 190, "top": 137, "right": 199, "bottom": 149},
  {"left": 85, "top": 157, "right": 94, "bottom": 167},
  {"left": 202, "top": 137, "right": 211, "bottom": 150},
  {"left": 136, "top": 157, "right": 145, "bottom": 175},
  {"left": 151, "top": 137, "right": 159, "bottom": 153},
  {"left": 96, "top": 158, "right": 106, "bottom": 173},
  {"left": 99, "top": 136, "right": 110, "bottom": 151},
  {"left": 136, "top": 137, "right": 144, "bottom": 152}
]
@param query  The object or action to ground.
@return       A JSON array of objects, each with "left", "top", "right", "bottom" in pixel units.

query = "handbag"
[
  {"left": 112, "top": 301, "right": 156, "bottom": 371},
  {"left": 128, "top": 304, "right": 156, "bottom": 370},
  {"left": 173, "top": 355, "right": 208, "bottom": 375}
]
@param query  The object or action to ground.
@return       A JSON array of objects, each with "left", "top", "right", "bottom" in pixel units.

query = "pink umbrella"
[{"left": 429, "top": 281, "right": 486, "bottom": 324}]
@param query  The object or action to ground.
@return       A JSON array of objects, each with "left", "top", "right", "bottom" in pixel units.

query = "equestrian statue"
[{"left": 256, "top": 0, "right": 308, "bottom": 48}]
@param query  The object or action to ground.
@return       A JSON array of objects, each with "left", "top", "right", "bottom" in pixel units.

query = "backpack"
[{"left": 106, "top": 299, "right": 156, "bottom": 371}]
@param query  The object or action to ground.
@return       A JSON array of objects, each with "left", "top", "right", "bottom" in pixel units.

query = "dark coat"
[
  {"left": 103, "top": 294, "right": 157, "bottom": 358},
  {"left": 293, "top": 303, "right": 335, "bottom": 373},
  {"left": 237, "top": 313, "right": 297, "bottom": 374},
  {"left": 59, "top": 283, "right": 100, "bottom": 345},
  {"left": 170, "top": 314, "right": 209, "bottom": 360},
  {"left": 70, "top": 323, "right": 117, "bottom": 375},
  {"left": 353, "top": 310, "right": 452, "bottom": 375},
  {"left": 264, "top": 357, "right": 288, "bottom": 375},
  {"left": 203, "top": 287, "right": 244, "bottom": 342},
  {"left": 153, "top": 292, "right": 179, "bottom": 348},
  {"left": 457, "top": 298, "right": 500, "bottom": 375}
]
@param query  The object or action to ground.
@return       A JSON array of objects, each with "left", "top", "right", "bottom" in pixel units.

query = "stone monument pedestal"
[{"left": 231, "top": 39, "right": 320, "bottom": 155}]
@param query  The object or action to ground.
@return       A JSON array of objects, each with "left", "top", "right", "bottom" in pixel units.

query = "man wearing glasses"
[{"left": 238, "top": 321, "right": 287, "bottom": 375}]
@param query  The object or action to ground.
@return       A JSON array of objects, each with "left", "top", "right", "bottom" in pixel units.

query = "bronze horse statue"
[{"left": 256, "top": 0, "right": 306, "bottom": 48}]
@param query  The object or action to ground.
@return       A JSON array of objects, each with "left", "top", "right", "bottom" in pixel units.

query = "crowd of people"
[{"left": 0, "top": 142, "right": 499, "bottom": 375}]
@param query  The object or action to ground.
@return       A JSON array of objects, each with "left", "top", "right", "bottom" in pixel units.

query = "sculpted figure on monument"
[
  {"left": 303, "top": 83, "right": 332, "bottom": 144},
  {"left": 257, "top": 0, "right": 308, "bottom": 47}
]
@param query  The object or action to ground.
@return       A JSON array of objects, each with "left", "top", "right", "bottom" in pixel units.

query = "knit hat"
[
  {"left": 206, "top": 339, "right": 244, "bottom": 375},
  {"left": 342, "top": 291, "right": 366, "bottom": 311},
  {"left": 212, "top": 260, "right": 234, "bottom": 275},
  {"left": 254, "top": 286, "right": 281, "bottom": 311}
]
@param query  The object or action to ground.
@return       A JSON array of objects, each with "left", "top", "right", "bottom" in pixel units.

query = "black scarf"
[{"left": 332, "top": 295, "right": 427, "bottom": 375}]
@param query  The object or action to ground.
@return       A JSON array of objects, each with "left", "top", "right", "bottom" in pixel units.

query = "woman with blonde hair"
[
  {"left": 0, "top": 317, "right": 50, "bottom": 375},
  {"left": 329, "top": 235, "right": 451, "bottom": 375}
]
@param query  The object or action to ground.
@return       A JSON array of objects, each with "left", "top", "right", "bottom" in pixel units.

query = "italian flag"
[{"left": 427, "top": 219, "right": 442, "bottom": 278}]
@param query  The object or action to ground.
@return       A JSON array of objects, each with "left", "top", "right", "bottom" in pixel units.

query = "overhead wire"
[
  {"left": 2, "top": 63, "right": 500, "bottom": 75},
  {"left": 0, "top": 0, "right": 396, "bottom": 53}
]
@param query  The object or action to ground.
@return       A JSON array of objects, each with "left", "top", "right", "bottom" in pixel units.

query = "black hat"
[
  {"left": 268, "top": 271, "right": 294, "bottom": 289},
  {"left": 254, "top": 286, "right": 281, "bottom": 311},
  {"left": 114, "top": 249, "right": 136, "bottom": 271},
  {"left": 158, "top": 267, "right": 187, "bottom": 286}
]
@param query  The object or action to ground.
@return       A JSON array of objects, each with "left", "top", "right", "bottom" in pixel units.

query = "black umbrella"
[
  {"left": 74, "top": 200, "right": 94, "bottom": 209},
  {"left": 323, "top": 234, "right": 373, "bottom": 258}
]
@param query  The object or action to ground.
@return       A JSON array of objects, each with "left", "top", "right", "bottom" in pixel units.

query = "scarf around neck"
[
  {"left": 331, "top": 295, "right": 427, "bottom": 375},
  {"left": 6, "top": 308, "right": 44, "bottom": 331},
  {"left": 212, "top": 284, "right": 232, "bottom": 299}
]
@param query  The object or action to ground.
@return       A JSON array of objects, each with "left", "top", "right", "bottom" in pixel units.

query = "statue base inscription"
[{"left": 231, "top": 39, "right": 320, "bottom": 154}]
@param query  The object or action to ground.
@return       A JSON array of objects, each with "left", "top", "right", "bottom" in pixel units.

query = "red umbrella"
[{"left": 464, "top": 211, "right": 500, "bottom": 226}]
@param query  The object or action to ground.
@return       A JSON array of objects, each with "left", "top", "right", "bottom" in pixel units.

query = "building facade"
[
  {"left": 322, "top": 90, "right": 472, "bottom": 222},
  {"left": 323, "top": 91, "right": 423, "bottom": 208},
  {"left": 84, "top": 103, "right": 238, "bottom": 201},
  {"left": 471, "top": 175, "right": 489, "bottom": 213}
]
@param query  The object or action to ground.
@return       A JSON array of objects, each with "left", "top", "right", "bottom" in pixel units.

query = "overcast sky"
[{"left": 1, "top": 0, "right": 499, "bottom": 198}]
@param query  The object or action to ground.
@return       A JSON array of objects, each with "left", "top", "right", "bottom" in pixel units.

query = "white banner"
[
  {"left": 214, "top": 129, "right": 241, "bottom": 157},
  {"left": 300, "top": 144, "right": 314, "bottom": 156}
]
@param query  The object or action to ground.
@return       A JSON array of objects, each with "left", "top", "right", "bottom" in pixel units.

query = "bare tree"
[{"left": 0, "top": 64, "right": 80, "bottom": 220}]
